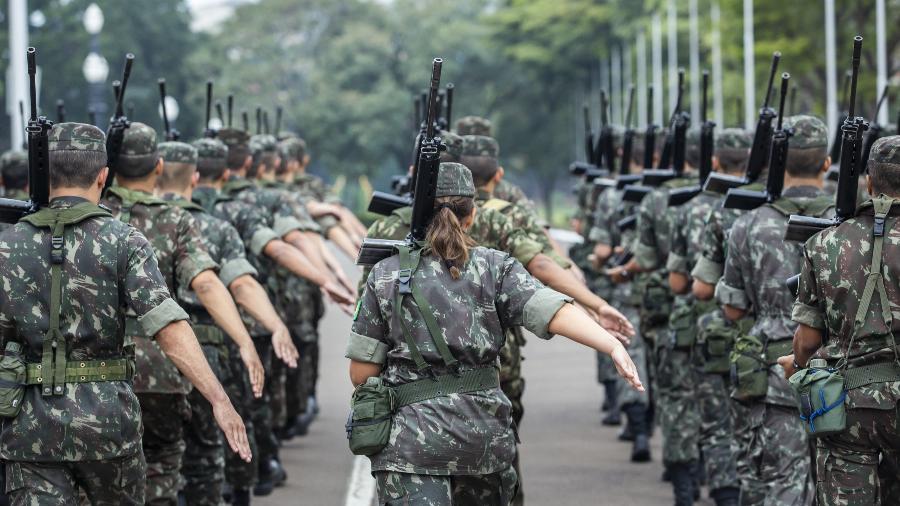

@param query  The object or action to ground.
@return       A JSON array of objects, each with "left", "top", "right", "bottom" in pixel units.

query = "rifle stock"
[
  {"left": 621, "top": 184, "right": 653, "bottom": 203},
  {"left": 367, "top": 191, "right": 412, "bottom": 216}
]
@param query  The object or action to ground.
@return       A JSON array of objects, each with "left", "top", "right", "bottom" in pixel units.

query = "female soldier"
[{"left": 347, "top": 163, "right": 643, "bottom": 505}]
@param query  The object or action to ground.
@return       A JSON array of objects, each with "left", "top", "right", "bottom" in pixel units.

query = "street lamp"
[{"left": 82, "top": 3, "right": 107, "bottom": 128}]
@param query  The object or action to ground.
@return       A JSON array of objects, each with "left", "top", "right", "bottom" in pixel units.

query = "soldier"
[
  {"left": 717, "top": 115, "right": 833, "bottom": 505},
  {"left": 780, "top": 135, "right": 900, "bottom": 506},
  {"left": 156, "top": 141, "right": 297, "bottom": 506},
  {"left": 102, "top": 122, "right": 263, "bottom": 505},
  {"left": 0, "top": 151, "right": 28, "bottom": 236},
  {"left": 666, "top": 128, "right": 753, "bottom": 506},
  {"left": 348, "top": 162, "right": 642, "bottom": 505},
  {"left": 0, "top": 122, "right": 249, "bottom": 503}
]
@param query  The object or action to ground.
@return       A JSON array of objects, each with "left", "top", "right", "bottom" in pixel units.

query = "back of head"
[
  {"left": 48, "top": 122, "right": 107, "bottom": 188},
  {"left": 158, "top": 142, "right": 198, "bottom": 191},
  {"left": 249, "top": 134, "right": 279, "bottom": 178},
  {"left": 192, "top": 138, "right": 228, "bottom": 181},
  {"left": 456, "top": 116, "right": 492, "bottom": 136},
  {"left": 1, "top": 151, "right": 29, "bottom": 191},
  {"left": 278, "top": 137, "right": 308, "bottom": 173},
  {"left": 116, "top": 122, "right": 159, "bottom": 179},
  {"left": 783, "top": 115, "right": 829, "bottom": 178},
  {"left": 218, "top": 128, "right": 251, "bottom": 170},
  {"left": 459, "top": 135, "right": 500, "bottom": 187},
  {"left": 427, "top": 162, "right": 477, "bottom": 279},
  {"left": 715, "top": 128, "right": 753, "bottom": 173},
  {"left": 867, "top": 135, "right": 900, "bottom": 197}
]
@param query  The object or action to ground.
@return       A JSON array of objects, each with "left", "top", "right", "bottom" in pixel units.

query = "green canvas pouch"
[
  {"left": 345, "top": 376, "right": 395, "bottom": 456},
  {"left": 730, "top": 334, "right": 768, "bottom": 400}
]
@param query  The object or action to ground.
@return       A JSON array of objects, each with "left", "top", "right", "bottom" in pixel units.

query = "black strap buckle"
[
  {"left": 398, "top": 268, "right": 412, "bottom": 295},
  {"left": 50, "top": 236, "right": 64, "bottom": 265},
  {"left": 874, "top": 216, "right": 886, "bottom": 237}
]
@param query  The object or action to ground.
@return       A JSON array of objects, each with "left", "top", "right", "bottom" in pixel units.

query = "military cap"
[
  {"left": 217, "top": 128, "right": 251, "bottom": 151},
  {"left": 192, "top": 138, "right": 228, "bottom": 162},
  {"left": 158, "top": 142, "right": 198, "bottom": 165},
  {"left": 716, "top": 128, "right": 753, "bottom": 150},
  {"left": 439, "top": 131, "right": 464, "bottom": 162},
  {"left": 250, "top": 134, "right": 278, "bottom": 154},
  {"left": 436, "top": 162, "right": 476, "bottom": 198},
  {"left": 48, "top": 122, "right": 106, "bottom": 153},
  {"left": 784, "top": 115, "right": 828, "bottom": 149},
  {"left": 0, "top": 151, "right": 28, "bottom": 175},
  {"left": 456, "top": 116, "right": 492, "bottom": 136},
  {"left": 116, "top": 122, "right": 160, "bottom": 177},
  {"left": 279, "top": 137, "right": 308, "bottom": 161},
  {"left": 868, "top": 135, "right": 900, "bottom": 165},
  {"left": 461, "top": 135, "right": 500, "bottom": 159}
]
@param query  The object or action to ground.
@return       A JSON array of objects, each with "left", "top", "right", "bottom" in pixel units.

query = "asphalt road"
[{"left": 256, "top": 249, "right": 701, "bottom": 505}]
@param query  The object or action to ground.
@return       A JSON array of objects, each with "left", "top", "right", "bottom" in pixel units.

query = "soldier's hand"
[
  {"left": 323, "top": 281, "right": 355, "bottom": 307},
  {"left": 778, "top": 354, "right": 797, "bottom": 379},
  {"left": 213, "top": 399, "right": 252, "bottom": 463},
  {"left": 239, "top": 343, "right": 265, "bottom": 398},
  {"left": 307, "top": 201, "right": 343, "bottom": 219},
  {"left": 272, "top": 325, "right": 299, "bottom": 369},
  {"left": 611, "top": 345, "right": 644, "bottom": 392},
  {"left": 606, "top": 266, "right": 631, "bottom": 284},
  {"left": 593, "top": 302, "right": 635, "bottom": 344}
]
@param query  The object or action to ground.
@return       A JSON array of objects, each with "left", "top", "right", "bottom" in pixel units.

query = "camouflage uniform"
[
  {"left": 0, "top": 123, "right": 189, "bottom": 505},
  {"left": 102, "top": 123, "right": 220, "bottom": 505},
  {"left": 349, "top": 163, "right": 572, "bottom": 505},
  {"left": 791, "top": 136, "right": 900, "bottom": 506}
]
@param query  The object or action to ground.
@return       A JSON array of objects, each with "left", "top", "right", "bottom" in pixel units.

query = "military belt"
[
  {"left": 25, "top": 358, "right": 132, "bottom": 386},
  {"left": 842, "top": 361, "right": 900, "bottom": 390},
  {"left": 193, "top": 324, "right": 224, "bottom": 345},
  {"left": 393, "top": 367, "right": 500, "bottom": 408}
]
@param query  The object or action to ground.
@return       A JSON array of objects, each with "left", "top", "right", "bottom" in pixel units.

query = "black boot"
[
  {"left": 271, "top": 457, "right": 287, "bottom": 487},
  {"left": 254, "top": 459, "right": 276, "bottom": 497},
  {"left": 669, "top": 462, "right": 696, "bottom": 506},
  {"left": 622, "top": 403, "right": 651, "bottom": 462},
  {"left": 231, "top": 488, "right": 251, "bottom": 506},
  {"left": 601, "top": 380, "right": 617, "bottom": 412},
  {"left": 710, "top": 486, "right": 740, "bottom": 506}
]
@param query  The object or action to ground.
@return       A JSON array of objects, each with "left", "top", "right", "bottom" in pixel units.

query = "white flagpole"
[
  {"left": 653, "top": 14, "right": 664, "bottom": 125},
  {"left": 711, "top": 1, "right": 724, "bottom": 126},
  {"left": 667, "top": 0, "right": 679, "bottom": 115},
  {"left": 689, "top": 0, "right": 700, "bottom": 122},
  {"left": 876, "top": 0, "right": 888, "bottom": 124},
  {"left": 824, "top": 0, "right": 837, "bottom": 133},
  {"left": 637, "top": 32, "right": 648, "bottom": 126},
  {"left": 742, "top": 0, "right": 755, "bottom": 129}
]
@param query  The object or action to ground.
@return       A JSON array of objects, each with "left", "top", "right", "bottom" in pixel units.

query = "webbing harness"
[
  {"left": 20, "top": 203, "right": 131, "bottom": 396},
  {"left": 391, "top": 244, "right": 499, "bottom": 407}
]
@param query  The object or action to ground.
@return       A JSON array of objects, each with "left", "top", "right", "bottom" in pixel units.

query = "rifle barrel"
[
  {"left": 762, "top": 52, "right": 781, "bottom": 108},
  {"left": 227, "top": 95, "right": 234, "bottom": 128},
  {"left": 27, "top": 48, "right": 37, "bottom": 121},
  {"left": 205, "top": 81, "right": 213, "bottom": 128},
  {"left": 114, "top": 54, "right": 135, "bottom": 118},
  {"left": 847, "top": 37, "right": 862, "bottom": 119}
]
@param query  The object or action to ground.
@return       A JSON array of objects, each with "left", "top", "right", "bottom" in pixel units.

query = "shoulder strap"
[
  {"left": 393, "top": 245, "right": 458, "bottom": 373},
  {"left": 169, "top": 198, "right": 205, "bottom": 213},
  {"left": 482, "top": 198, "right": 512, "bottom": 213},
  {"left": 21, "top": 202, "right": 111, "bottom": 228},
  {"left": 843, "top": 197, "right": 900, "bottom": 368},
  {"left": 106, "top": 187, "right": 167, "bottom": 224}
]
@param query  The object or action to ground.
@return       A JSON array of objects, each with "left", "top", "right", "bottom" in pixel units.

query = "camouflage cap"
[
  {"left": 716, "top": 128, "right": 753, "bottom": 150},
  {"left": 217, "top": 128, "right": 251, "bottom": 152},
  {"left": 784, "top": 115, "right": 828, "bottom": 149},
  {"left": 48, "top": 122, "right": 106, "bottom": 153},
  {"left": 0, "top": 151, "right": 28, "bottom": 175},
  {"left": 250, "top": 134, "right": 278, "bottom": 155},
  {"left": 277, "top": 130, "right": 299, "bottom": 142},
  {"left": 868, "top": 135, "right": 900, "bottom": 165},
  {"left": 436, "top": 162, "right": 476, "bottom": 198},
  {"left": 461, "top": 135, "right": 500, "bottom": 159},
  {"left": 456, "top": 116, "right": 492, "bottom": 136},
  {"left": 192, "top": 138, "right": 228, "bottom": 162},
  {"left": 120, "top": 122, "right": 158, "bottom": 157},
  {"left": 278, "top": 137, "right": 308, "bottom": 161},
  {"left": 159, "top": 142, "right": 198, "bottom": 165},
  {"left": 440, "top": 131, "right": 464, "bottom": 162}
]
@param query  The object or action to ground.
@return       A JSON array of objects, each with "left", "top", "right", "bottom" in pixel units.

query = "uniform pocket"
[
  {"left": 0, "top": 343, "right": 26, "bottom": 418},
  {"left": 4, "top": 462, "right": 23, "bottom": 494}
]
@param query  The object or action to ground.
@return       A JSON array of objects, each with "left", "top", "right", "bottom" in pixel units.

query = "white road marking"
[{"left": 344, "top": 455, "right": 376, "bottom": 506}]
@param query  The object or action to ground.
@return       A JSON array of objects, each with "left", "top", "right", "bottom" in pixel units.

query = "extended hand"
[
  {"left": 593, "top": 303, "right": 635, "bottom": 344},
  {"left": 213, "top": 399, "right": 252, "bottom": 463},
  {"left": 239, "top": 343, "right": 265, "bottom": 398},
  {"left": 611, "top": 345, "right": 644, "bottom": 392},
  {"left": 272, "top": 325, "right": 299, "bottom": 369},
  {"left": 323, "top": 281, "right": 355, "bottom": 308}
]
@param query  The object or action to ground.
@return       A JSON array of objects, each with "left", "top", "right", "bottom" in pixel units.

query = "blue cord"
[{"left": 800, "top": 389, "right": 847, "bottom": 432}]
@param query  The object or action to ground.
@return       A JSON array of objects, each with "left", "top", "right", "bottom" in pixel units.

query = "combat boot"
[
  {"left": 231, "top": 488, "right": 251, "bottom": 506},
  {"left": 622, "top": 403, "right": 651, "bottom": 462},
  {"left": 668, "top": 462, "right": 696, "bottom": 506},
  {"left": 710, "top": 486, "right": 740, "bottom": 506},
  {"left": 600, "top": 379, "right": 617, "bottom": 412}
]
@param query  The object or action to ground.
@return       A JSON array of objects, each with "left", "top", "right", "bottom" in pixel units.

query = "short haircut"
[
  {"left": 249, "top": 152, "right": 277, "bottom": 178},
  {"left": 630, "top": 143, "right": 646, "bottom": 169},
  {"left": 226, "top": 146, "right": 250, "bottom": 170},
  {"left": 158, "top": 161, "right": 196, "bottom": 191},
  {"left": 49, "top": 150, "right": 107, "bottom": 188},
  {"left": 685, "top": 142, "right": 701, "bottom": 168},
  {"left": 786, "top": 145, "right": 828, "bottom": 178},
  {"left": 460, "top": 155, "right": 499, "bottom": 186},
  {"left": 197, "top": 158, "right": 227, "bottom": 181},
  {"left": 115, "top": 153, "right": 159, "bottom": 179},
  {"left": 2, "top": 163, "right": 28, "bottom": 191},
  {"left": 869, "top": 160, "right": 900, "bottom": 196},
  {"left": 716, "top": 148, "right": 749, "bottom": 173}
]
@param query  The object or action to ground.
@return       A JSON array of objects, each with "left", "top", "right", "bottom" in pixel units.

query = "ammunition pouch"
[
  {"left": 700, "top": 316, "right": 750, "bottom": 375},
  {"left": 668, "top": 300, "right": 698, "bottom": 350},
  {"left": 730, "top": 336, "right": 792, "bottom": 401},
  {"left": 0, "top": 342, "right": 26, "bottom": 418},
  {"left": 346, "top": 376, "right": 395, "bottom": 456},
  {"left": 640, "top": 271, "right": 673, "bottom": 331}
]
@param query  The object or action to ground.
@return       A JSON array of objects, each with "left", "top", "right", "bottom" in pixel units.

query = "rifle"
[
  {"left": 583, "top": 103, "right": 595, "bottom": 165},
  {"left": 643, "top": 85, "right": 657, "bottom": 169},
  {"left": 216, "top": 101, "right": 224, "bottom": 128},
  {"left": 104, "top": 53, "right": 135, "bottom": 194},
  {"left": 621, "top": 85, "right": 636, "bottom": 175},
  {"left": 859, "top": 85, "right": 890, "bottom": 171},
  {"left": 0, "top": 47, "right": 52, "bottom": 224},
  {"left": 56, "top": 100, "right": 65, "bottom": 123},
  {"left": 242, "top": 110, "right": 249, "bottom": 132},
  {"left": 705, "top": 52, "right": 780, "bottom": 194},
  {"left": 669, "top": 70, "right": 714, "bottom": 207},
  {"left": 255, "top": 107, "right": 262, "bottom": 135},
  {"left": 203, "top": 81, "right": 215, "bottom": 138},
  {"left": 785, "top": 36, "right": 867, "bottom": 244},
  {"left": 445, "top": 84, "right": 454, "bottom": 128},
  {"left": 263, "top": 110, "right": 270, "bottom": 135},
  {"left": 723, "top": 72, "right": 791, "bottom": 210},
  {"left": 358, "top": 58, "right": 444, "bottom": 266},
  {"left": 825, "top": 70, "right": 855, "bottom": 183},
  {"left": 593, "top": 90, "right": 615, "bottom": 172},
  {"left": 158, "top": 78, "right": 180, "bottom": 141},
  {"left": 275, "top": 106, "right": 283, "bottom": 137},
  {"left": 227, "top": 95, "right": 234, "bottom": 128},
  {"left": 642, "top": 68, "right": 686, "bottom": 188}
]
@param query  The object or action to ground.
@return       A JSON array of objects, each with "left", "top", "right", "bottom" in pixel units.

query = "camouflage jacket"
[
  {"left": 348, "top": 246, "right": 571, "bottom": 474},
  {"left": 274, "top": 177, "right": 340, "bottom": 234},
  {"left": 793, "top": 196, "right": 900, "bottom": 409},
  {"left": 192, "top": 186, "right": 281, "bottom": 337},
  {"left": 475, "top": 189, "right": 569, "bottom": 268},
  {"left": 631, "top": 177, "right": 696, "bottom": 271},
  {"left": 360, "top": 206, "right": 544, "bottom": 295},
  {"left": 589, "top": 188, "right": 639, "bottom": 305},
  {"left": 667, "top": 191, "right": 722, "bottom": 276},
  {"left": 718, "top": 185, "right": 834, "bottom": 406},
  {"left": 103, "top": 186, "right": 218, "bottom": 394},
  {"left": 293, "top": 172, "right": 335, "bottom": 203},
  {"left": 159, "top": 193, "right": 258, "bottom": 318},
  {"left": 0, "top": 196, "right": 188, "bottom": 462},
  {"left": 494, "top": 179, "right": 537, "bottom": 215}
]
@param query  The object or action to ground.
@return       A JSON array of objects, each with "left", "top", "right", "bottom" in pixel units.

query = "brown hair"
[
  {"left": 460, "top": 155, "right": 500, "bottom": 186},
  {"left": 425, "top": 196, "right": 476, "bottom": 279}
]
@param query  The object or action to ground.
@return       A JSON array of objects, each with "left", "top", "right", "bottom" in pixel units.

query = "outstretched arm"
[{"left": 228, "top": 274, "right": 298, "bottom": 369}]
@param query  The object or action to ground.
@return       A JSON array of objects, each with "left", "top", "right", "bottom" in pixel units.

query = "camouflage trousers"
[
  {"left": 251, "top": 335, "right": 279, "bottom": 466},
  {"left": 655, "top": 345, "right": 701, "bottom": 464},
  {"left": 738, "top": 402, "right": 813, "bottom": 506},
  {"left": 181, "top": 343, "right": 226, "bottom": 506},
  {"left": 271, "top": 324, "right": 319, "bottom": 430},
  {"left": 696, "top": 371, "right": 740, "bottom": 492},
  {"left": 499, "top": 327, "right": 526, "bottom": 427},
  {"left": 137, "top": 393, "right": 191, "bottom": 505},
  {"left": 374, "top": 466, "right": 518, "bottom": 506},
  {"left": 815, "top": 403, "right": 900, "bottom": 506},
  {"left": 5, "top": 451, "right": 146, "bottom": 505},
  {"left": 615, "top": 306, "right": 649, "bottom": 409},
  {"left": 222, "top": 340, "right": 258, "bottom": 491}
]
